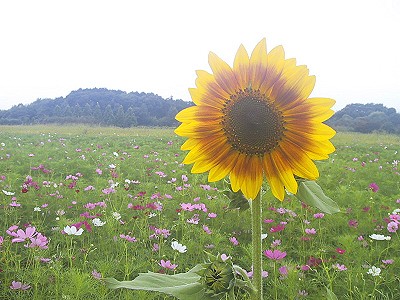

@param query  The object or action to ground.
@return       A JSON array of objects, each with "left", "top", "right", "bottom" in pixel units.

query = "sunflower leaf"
[
  {"left": 104, "top": 264, "right": 214, "bottom": 300},
  {"left": 296, "top": 181, "right": 340, "bottom": 214}
]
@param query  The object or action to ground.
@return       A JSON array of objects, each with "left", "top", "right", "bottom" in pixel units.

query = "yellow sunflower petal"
[
  {"left": 263, "top": 154, "right": 285, "bottom": 200},
  {"left": 240, "top": 155, "right": 264, "bottom": 200},
  {"left": 270, "top": 150, "right": 298, "bottom": 194},
  {"left": 208, "top": 151, "right": 240, "bottom": 182},
  {"left": 278, "top": 140, "right": 320, "bottom": 180},
  {"left": 182, "top": 135, "right": 227, "bottom": 164},
  {"left": 175, "top": 105, "right": 222, "bottom": 123},
  {"left": 233, "top": 44, "right": 250, "bottom": 89},
  {"left": 208, "top": 52, "right": 240, "bottom": 94},
  {"left": 174, "top": 121, "right": 222, "bottom": 138},
  {"left": 229, "top": 154, "right": 247, "bottom": 193},
  {"left": 259, "top": 45, "right": 286, "bottom": 95},
  {"left": 249, "top": 38, "right": 268, "bottom": 90}
]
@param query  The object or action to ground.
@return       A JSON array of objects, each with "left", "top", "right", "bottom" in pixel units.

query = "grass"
[{"left": 0, "top": 125, "right": 399, "bottom": 299}]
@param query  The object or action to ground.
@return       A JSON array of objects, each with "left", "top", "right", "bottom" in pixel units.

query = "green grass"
[{"left": 0, "top": 125, "right": 399, "bottom": 299}]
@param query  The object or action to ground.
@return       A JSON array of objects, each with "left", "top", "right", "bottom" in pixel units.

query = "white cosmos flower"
[
  {"left": 92, "top": 218, "right": 106, "bottom": 227},
  {"left": 2, "top": 190, "right": 15, "bottom": 196},
  {"left": 369, "top": 234, "right": 391, "bottom": 241},
  {"left": 171, "top": 241, "right": 187, "bottom": 253},
  {"left": 367, "top": 266, "right": 381, "bottom": 276},
  {"left": 112, "top": 212, "right": 121, "bottom": 220},
  {"left": 64, "top": 225, "right": 84, "bottom": 236}
]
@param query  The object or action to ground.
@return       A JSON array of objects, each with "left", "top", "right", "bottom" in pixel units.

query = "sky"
[{"left": 0, "top": 0, "right": 399, "bottom": 112}]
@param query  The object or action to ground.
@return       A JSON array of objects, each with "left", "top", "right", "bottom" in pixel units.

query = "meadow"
[{"left": 0, "top": 125, "right": 399, "bottom": 299}]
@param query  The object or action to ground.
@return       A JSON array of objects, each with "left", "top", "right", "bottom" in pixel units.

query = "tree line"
[
  {"left": 327, "top": 103, "right": 400, "bottom": 134},
  {"left": 1, "top": 90, "right": 399, "bottom": 133},
  {"left": 0, "top": 88, "right": 193, "bottom": 127}
]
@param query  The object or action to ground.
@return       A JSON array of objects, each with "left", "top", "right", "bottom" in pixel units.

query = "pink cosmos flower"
[
  {"left": 313, "top": 213, "right": 325, "bottom": 219},
  {"left": 12, "top": 227, "right": 37, "bottom": 243},
  {"left": 207, "top": 212, "right": 217, "bottom": 218},
  {"left": 28, "top": 233, "right": 49, "bottom": 249},
  {"left": 270, "top": 224, "right": 285, "bottom": 233},
  {"left": 348, "top": 219, "right": 358, "bottom": 228},
  {"left": 10, "top": 281, "right": 31, "bottom": 290},
  {"left": 202, "top": 225, "right": 212, "bottom": 234},
  {"left": 229, "top": 236, "right": 239, "bottom": 246},
  {"left": 387, "top": 221, "right": 398, "bottom": 233},
  {"left": 263, "top": 249, "right": 287, "bottom": 260},
  {"left": 305, "top": 228, "right": 317, "bottom": 235},
  {"left": 247, "top": 268, "right": 268, "bottom": 278},
  {"left": 382, "top": 259, "right": 394, "bottom": 265},
  {"left": 220, "top": 254, "right": 231, "bottom": 262},
  {"left": 369, "top": 182, "right": 379, "bottom": 192},
  {"left": 333, "top": 263, "right": 347, "bottom": 271},
  {"left": 119, "top": 234, "right": 137, "bottom": 242},
  {"left": 279, "top": 265, "right": 289, "bottom": 276},
  {"left": 336, "top": 248, "right": 346, "bottom": 254},
  {"left": 92, "top": 270, "right": 102, "bottom": 279},
  {"left": 159, "top": 259, "right": 177, "bottom": 270}
]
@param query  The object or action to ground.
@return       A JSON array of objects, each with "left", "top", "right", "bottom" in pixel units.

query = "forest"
[
  {"left": 1, "top": 88, "right": 399, "bottom": 134},
  {"left": 0, "top": 88, "right": 192, "bottom": 127}
]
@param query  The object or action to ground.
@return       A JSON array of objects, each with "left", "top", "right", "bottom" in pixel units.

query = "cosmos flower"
[
  {"left": 171, "top": 241, "right": 187, "bottom": 253},
  {"left": 63, "top": 225, "right": 84, "bottom": 236},
  {"left": 367, "top": 266, "right": 381, "bottom": 277},
  {"left": 175, "top": 38, "right": 336, "bottom": 200},
  {"left": 263, "top": 249, "right": 287, "bottom": 260}
]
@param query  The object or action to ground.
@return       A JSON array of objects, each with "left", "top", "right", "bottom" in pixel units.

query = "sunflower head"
[{"left": 175, "top": 38, "right": 336, "bottom": 201}]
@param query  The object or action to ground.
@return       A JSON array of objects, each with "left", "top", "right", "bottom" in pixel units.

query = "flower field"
[{"left": 0, "top": 125, "right": 399, "bottom": 299}]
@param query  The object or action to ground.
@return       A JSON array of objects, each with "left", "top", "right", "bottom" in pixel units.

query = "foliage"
[
  {"left": 0, "top": 88, "right": 193, "bottom": 127},
  {"left": 327, "top": 103, "right": 400, "bottom": 134}
]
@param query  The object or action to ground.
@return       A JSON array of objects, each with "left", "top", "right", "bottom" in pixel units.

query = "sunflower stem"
[{"left": 251, "top": 190, "right": 263, "bottom": 300}]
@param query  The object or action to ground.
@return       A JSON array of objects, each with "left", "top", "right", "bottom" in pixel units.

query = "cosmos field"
[{"left": 0, "top": 125, "right": 399, "bottom": 299}]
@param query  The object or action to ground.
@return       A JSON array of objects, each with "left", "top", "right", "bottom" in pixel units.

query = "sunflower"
[{"left": 175, "top": 38, "right": 336, "bottom": 201}]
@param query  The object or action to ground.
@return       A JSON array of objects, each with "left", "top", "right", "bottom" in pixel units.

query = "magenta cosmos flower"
[{"left": 263, "top": 249, "right": 287, "bottom": 260}]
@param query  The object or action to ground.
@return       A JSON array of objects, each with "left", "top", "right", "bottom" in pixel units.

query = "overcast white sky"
[{"left": 0, "top": 0, "right": 399, "bottom": 112}]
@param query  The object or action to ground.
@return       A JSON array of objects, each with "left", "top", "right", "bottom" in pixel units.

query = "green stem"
[{"left": 251, "top": 190, "right": 263, "bottom": 300}]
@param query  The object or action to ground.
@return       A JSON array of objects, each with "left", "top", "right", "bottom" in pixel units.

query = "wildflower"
[
  {"left": 220, "top": 254, "right": 231, "bottom": 262},
  {"left": 63, "top": 225, "right": 84, "bottom": 236},
  {"left": 305, "top": 228, "right": 316, "bottom": 235},
  {"left": 382, "top": 259, "right": 394, "bottom": 265},
  {"left": 10, "top": 281, "right": 31, "bottom": 290},
  {"left": 119, "top": 234, "right": 137, "bottom": 242},
  {"left": 348, "top": 219, "right": 358, "bottom": 228},
  {"left": 33, "top": 207, "right": 41, "bottom": 212},
  {"left": 369, "top": 182, "right": 379, "bottom": 192},
  {"left": 92, "top": 270, "right": 102, "bottom": 279},
  {"left": 279, "top": 265, "right": 289, "bottom": 276},
  {"left": 367, "top": 266, "right": 381, "bottom": 276},
  {"left": 159, "top": 259, "right": 177, "bottom": 270},
  {"left": 2, "top": 190, "right": 15, "bottom": 196},
  {"left": 271, "top": 239, "right": 281, "bottom": 247},
  {"left": 112, "top": 212, "right": 121, "bottom": 220},
  {"left": 208, "top": 212, "right": 217, "bottom": 218},
  {"left": 263, "top": 249, "right": 287, "bottom": 260},
  {"left": 387, "top": 221, "right": 398, "bottom": 233},
  {"left": 270, "top": 224, "right": 285, "bottom": 233},
  {"left": 28, "top": 233, "right": 49, "bottom": 249},
  {"left": 171, "top": 241, "right": 187, "bottom": 253},
  {"left": 335, "top": 247, "right": 346, "bottom": 254},
  {"left": 92, "top": 218, "right": 106, "bottom": 227},
  {"left": 369, "top": 234, "right": 391, "bottom": 241},
  {"left": 314, "top": 213, "right": 325, "bottom": 219},
  {"left": 174, "top": 38, "right": 336, "bottom": 200},
  {"left": 203, "top": 225, "right": 212, "bottom": 234},
  {"left": 332, "top": 263, "right": 347, "bottom": 271},
  {"left": 229, "top": 236, "right": 239, "bottom": 246},
  {"left": 12, "top": 227, "right": 37, "bottom": 243}
]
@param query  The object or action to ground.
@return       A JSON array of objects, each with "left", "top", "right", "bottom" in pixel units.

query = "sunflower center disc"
[{"left": 222, "top": 89, "right": 285, "bottom": 156}]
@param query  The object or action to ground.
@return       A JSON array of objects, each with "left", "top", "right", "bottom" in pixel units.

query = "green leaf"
[
  {"left": 296, "top": 181, "right": 340, "bottom": 214},
  {"left": 326, "top": 287, "right": 339, "bottom": 300},
  {"left": 104, "top": 265, "right": 215, "bottom": 300}
]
